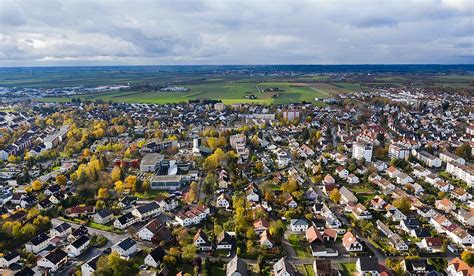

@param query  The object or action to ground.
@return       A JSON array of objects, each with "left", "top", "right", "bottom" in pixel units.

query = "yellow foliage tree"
[
  {"left": 97, "top": 188, "right": 108, "bottom": 199},
  {"left": 31, "top": 180, "right": 42, "bottom": 191},
  {"left": 111, "top": 166, "right": 122, "bottom": 182},
  {"left": 114, "top": 180, "right": 124, "bottom": 194}
]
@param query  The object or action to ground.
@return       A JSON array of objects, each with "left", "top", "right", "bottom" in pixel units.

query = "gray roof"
[
  {"left": 273, "top": 257, "right": 295, "bottom": 276},
  {"left": 226, "top": 256, "right": 247, "bottom": 276}
]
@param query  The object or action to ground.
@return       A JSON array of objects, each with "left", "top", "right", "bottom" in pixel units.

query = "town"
[{"left": 0, "top": 85, "right": 473, "bottom": 276}]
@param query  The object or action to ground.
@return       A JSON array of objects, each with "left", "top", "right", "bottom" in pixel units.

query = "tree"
[
  {"left": 31, "top": 180, "right": 42, "bottom": 191},
  {"left": 181, "top": 244, "right": 197, "bottom": 262},
  {"left": 186, "top": 182, "right": 198, "bottom": 203},
  {"left": 393, "top": 197, "right": 411, "bottom": 213},
  {"left": 125, "top": 175, "right": 137, "bottom": 192},
  {"left": 329, "top": 189, "right": 341, "bottom": 203},
  {"left": 95, "top": 200, "right": 106, "bottom": 209},
  {"left": 114, "top": 180, "right": 124, "bottom": 194},
  {"left": 269, "top": 220, "right": 285, "bottom": 238},
  {"left": 462, "top": 251, "right": 474, "bottom": 266},
  {"left": 56, "top": 174, "right": 67, "bottom": 186},
  {"left": 455, "top": 143, "right": 472, "bottom": 160},
  {"left": 97, "top": 188, "right": 108, "bottom": 199},
  {"left": 7, "top": 155, "right": 17, "bottom": 163},
  {"left": 111, "top": 166, "right": 122, "bottom": 182}
]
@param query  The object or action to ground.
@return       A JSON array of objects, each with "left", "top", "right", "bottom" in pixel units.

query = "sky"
[{"left": 0, "top": 0, "right": 473, "bottom": 66}]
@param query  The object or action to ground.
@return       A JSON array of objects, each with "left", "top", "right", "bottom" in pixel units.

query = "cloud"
[{"left": 0, "top": 0, "right": 472, "bottom": 66}]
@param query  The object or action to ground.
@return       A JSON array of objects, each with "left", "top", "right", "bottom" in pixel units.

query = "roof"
[
  {"left": 448, "top": 258, "right": 474, "bottom": 276},
  {"left": 45, "top": 248, "right": 67, "bottom": 264},
  {"left": 148, "top": 246, "right": 166, "bottom": 263},
  {"left": 53, "top": 222, "right": 72, "bottom": 233},
  {"left": 342, "top": 231, "right": 358, "bottom": 248},
  {"left": 305, "top": 226, "right": 323, "bottom": 244},
  {"left": 29, "top": 233, "right": 49, "bottom": 246},
  {"left": 273, "top": 257, "right": 295, "bottom": 276},
  {"left": 135, "top": 201, "right": 160, "bottom": 215},
  {"left": 71, "top": 235, "right": 89, "bottom": 248},
  {"left": 358, "top": 257, "right": 379, "bottom": 271},
  {"left": 226, "top": 256, "right": 247, "bottom": 276},
  {"left": 96, "top": 209, "right": 113, "bottom": 218},
  {"left": 116, "top": 237, "right": 136, "bottom": 251},
  {"left": 84, "top": 254, "right": 102, "bottom": 271},
  {"left": 290, "top": 218, "right": 308, "bottom": 226}
]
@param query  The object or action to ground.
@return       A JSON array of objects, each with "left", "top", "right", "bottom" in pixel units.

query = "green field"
[{"left": 35, "top": 81, "right": 338, "bottom": 105}]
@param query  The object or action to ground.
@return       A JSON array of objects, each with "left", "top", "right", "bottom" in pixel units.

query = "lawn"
[
  {"left": 87, "top": 221, "right": 114, "bottom": 231},
  {"left": 288, "top": 234, "right": 312, "bottom": 258},
  {"left": 341, "top": 262, "right": 356, "bottom": 275},
  {"left": 304, "top": 264, "right": 315, "bottom": 276}
]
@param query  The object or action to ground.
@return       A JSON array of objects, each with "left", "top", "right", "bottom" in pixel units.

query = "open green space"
[
  {"left": 341, "top": 262, "right": 356, "bottom": 275},
  {"left": 288, "top": 234, "right": 312, "bottom": 258}
]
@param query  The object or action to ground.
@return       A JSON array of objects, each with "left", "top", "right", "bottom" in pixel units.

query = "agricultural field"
[{"left": 35, "top": 81, "right": 342, "bottom": 105}]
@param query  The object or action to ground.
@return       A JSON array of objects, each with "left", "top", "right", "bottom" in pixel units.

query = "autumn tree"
[
  {"left": 31, "top": 180, "right": 42, "bottom": 191},
  {"left": 111, "top": 166, "right": 122, "bottom": 182},
  {"left": 329, "top": 188, "right": 341, "bottom": 203},
  {"left": 185, "top": 182, "right": 198, "bottom": 203},
  {"left": 56, "top": 174, "right": 67, "bottom": 186},
  {"left": 125, "top": 175, "right": 137, "bottom": 192},
  {"left": 97, "top": 188, "right": 109, "bottom": 199},
  {"left": 461, "top": 251, "right": 474, "bottom": 266},
  {"left": 393, "top": 197, "right": 411, "bottom": 213},
  {"left": 114, "top": 180, "right": 124, "bottom": 194}
]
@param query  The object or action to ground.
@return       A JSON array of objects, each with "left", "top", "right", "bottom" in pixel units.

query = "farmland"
[{"left": 34, "top": 81, "right": 347, "bottom": 105}]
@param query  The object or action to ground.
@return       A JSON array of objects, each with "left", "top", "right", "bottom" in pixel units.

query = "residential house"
[
  {"left": 144, "top": 247, "right": 166, "bottom": 268},
  {"left": 259, "top": 230, "right": 274, "bottom": 249},
  {"left": 436, "top": 198, "right": 456, "bottom": 213},
  {"left": 342, "top": 232, "right": 363, "bottom": 252},
  {"left": 193, "top": 229, "right": 213, "bottom": 251},
  {"left": 352, "top": 203, "right": 372, "bottom": 220},
  {"left": 112, "top": 237, "right": 138, "bottom": 259},
  {"left": 25, "top": 233, "right": 50, "bottom": 254},
  {"left": 273, "top": 257, "right": 295, "bottom": 276},
  {"left": 447, "top": 258, "right": 474, "bottom": 276},
  {"left": 0, "top": 251, "right": 20, "bottom": 268},
  {"left": 290, "top": 219, "right": 309, "bottom": 232},
  {"left": 226, "top": 256, "right": 247, "bottom": 276},
  {"left": 216, "top": 231, "right": 234, "bottom": 250},
  {"left": 339, "top": 186, "right": 357, "bottom": 205},
  {"left": 93, "top": 209, "right": 114, "bottom": 224},
  {"left": 356, "top": 257, "right": 380, "bottom": 276},
  {"left": 81, "top": 254, "right": 101, "bottom": 276},
  {"left": 132, "top": 201, "right": 160, "bottom": 221},
  {"left": 50, "top": 222, "right": 72, "bottom": 238},
  {"left": 37, "top": 249, "right": 68, "bottom": 272},
  {"left": 66, "top": 235, "right": 89, "bottom": 257},
  {"left": 114, "top": 213, "right": 137, "bottom": 229}
]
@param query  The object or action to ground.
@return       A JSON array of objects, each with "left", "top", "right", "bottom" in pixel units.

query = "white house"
[
  {"left": 37, "top": 249, "right": 68, "bottom": 272},
  {"left": 25, "top": 233, "right": 50, "bottom": 254},
  {"left": 0, "top": 251, "right": 20, "bottom": 268},
  {"left": 352, "top": 142, "right": 373, "bottom": 162},
  {"left": 114, "top": 213, "right": 137, "bottom": 229},
  {"left": 132, "top": 201, "right": 160, "bottom": 221},
  {"left": 290, "top": 219, "right": 309, "bottom": 232},
  {"left": 216, "top": 193, "right": 231, "bottom": 209},
  {"left": 342, "top": 232, "right": 363, "bottom": 252},
  {"left": 144, "top": 247, "right": 166, "bottom": 268},
  {"left": 81, "top": 254, "right": 102, "bottom": 276},
  {"left": 93, "top": 209, "right": 113, "bottom": 224},
  {"left": 66, "top": 235, "right": 89, "bottom": 257},
  {"left": 50, "top": 222, "right": 72, "bottom": 238},
  {"left": 112, "top": 237, "right": 138, "bottom": 258}
]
